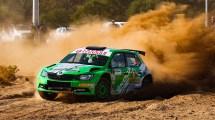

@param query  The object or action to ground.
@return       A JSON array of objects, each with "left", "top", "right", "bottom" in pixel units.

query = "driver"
[{"left": 88, "top": 54, "right": 98, "bottom": 63}]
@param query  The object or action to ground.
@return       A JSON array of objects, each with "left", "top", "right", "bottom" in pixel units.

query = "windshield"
[{"left": 60, "top": 53, "right": 109, "bottom": 66}]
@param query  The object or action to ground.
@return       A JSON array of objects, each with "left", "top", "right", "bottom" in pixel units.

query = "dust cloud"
[{"left": 0, "top": 3, "right": 214, "bottom": 89}]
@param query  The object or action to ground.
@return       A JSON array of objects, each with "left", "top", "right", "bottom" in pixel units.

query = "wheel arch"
[
  {"left": 95, "top": 73, "right": 112, "bottom": 101},
  {"left": 143, "top": 74, "right": 153, "bottom": 83},
  {"left": 100, "top": 73, "right": 111, "bottom": 84}
]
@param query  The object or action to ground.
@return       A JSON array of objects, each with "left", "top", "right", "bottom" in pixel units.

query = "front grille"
[
  {"left": 47, "top": 81, "right": 71, "bottom": 88},
  {"left": 48, "top": 73, "right": 74, "bottom": 80}
]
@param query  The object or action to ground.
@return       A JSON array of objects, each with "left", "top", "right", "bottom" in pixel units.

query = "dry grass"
[{"left": 0, "top": 65, "right": 19, "bottom": 85}]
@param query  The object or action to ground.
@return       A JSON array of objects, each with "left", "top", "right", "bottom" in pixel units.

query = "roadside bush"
[
  {"left": 127, "top": 0, "right": 161, "bottom": 17},
  {"left": 71, "top": 0, "right": 125, "bottom": 22},
  {"left": 40, "top": 7, "right": 71, "bottom": 28},
  {"left": 0, "top": 65, "right": 19, "bottom": 85}
]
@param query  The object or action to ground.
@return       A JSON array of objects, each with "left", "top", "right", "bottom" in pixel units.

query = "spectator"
[
  {"left": 31, "top": 24, "right": 36, "bottom": 41},
  {"left": 38, "top": 23, "right": 48, "bottom": 43},
  {"left": 111, "top": 20, "right": 118, "bottom": 28}
]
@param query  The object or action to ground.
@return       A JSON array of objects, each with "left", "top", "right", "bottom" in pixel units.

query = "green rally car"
[{"left": 37, "top": 46, "right": 152, "bottom": 101}]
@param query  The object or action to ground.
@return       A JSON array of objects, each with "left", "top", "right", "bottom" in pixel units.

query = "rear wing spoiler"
[{"left": 123, "top": 49, "right": 145, "bottom": 56}]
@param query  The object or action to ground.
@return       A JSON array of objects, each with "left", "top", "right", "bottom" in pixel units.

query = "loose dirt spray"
[{"left": 0, "top": 3, "right": 214, "bottom": 99}]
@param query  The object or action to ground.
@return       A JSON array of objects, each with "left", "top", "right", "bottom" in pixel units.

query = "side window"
[
  {"left": 73, "top": 54, "right": 82, "bottom": 62},
  {"left": 111, "top": 53, "right": 125, "bottom": 68},
  {"left": 125, "top": 53, "right": 140, "bottom": 67},
  {"left": 60, "top": 54, "right": 75, "bottom": 63}
]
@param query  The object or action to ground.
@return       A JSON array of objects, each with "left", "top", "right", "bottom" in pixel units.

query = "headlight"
[
  {"left": 41, "top": 70, "right": 48, "bottom": 77},
  {"left": 78, "top": 74, "right": 93, "bottom": 80}
]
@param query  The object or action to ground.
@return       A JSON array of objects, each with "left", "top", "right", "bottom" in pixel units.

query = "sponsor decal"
[
  {"left": 72, "top": 48, "right": 112, "bottom": 56},
  {"left": 117, "top": 68, "right": 131, "bottom": 94},
  {"left": 79, "top": 83, "right": 90, "bottom": 87},
  {"left": 49, "top": 69, "right": 60, "bottom": 74},
  {"left": 129, "top": 71, "right": 140, "bottom": 83},
  {"left": 117, "top": 68, "right": 141, "bottom": 94},
  {"left": 71, "top": 66, "right": 79, "bottom": 72},
  {"left": 49, "top": 63, "right": 82, "bottom": 73},
  {"left": 114, "top": 69, "right": 122, "bottom": 75},
  {"left": 56, "top": 70, "right": 65, "bottom": 75},
  {"left": 75, "top": 89, "right": 86, "bottom": 92}
]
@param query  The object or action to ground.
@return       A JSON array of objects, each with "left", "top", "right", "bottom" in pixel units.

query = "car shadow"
[{"left": 52, "top": 79, "right": 215, "bottom": 104}]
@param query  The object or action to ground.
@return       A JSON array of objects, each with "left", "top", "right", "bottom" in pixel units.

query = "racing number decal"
[
  {"left": 114, "top": 69, "right": 122, "bottom": 75},
  {"left": 117, "top": 67, "right": 145, "bottom": 94},
  {"left": 117, "top": 68, "right": 130, "bottom": 94}
]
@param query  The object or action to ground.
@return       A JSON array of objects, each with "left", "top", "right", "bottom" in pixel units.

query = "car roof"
[{"left": 72, "top": 46, "right": 145, "bottom": 56}]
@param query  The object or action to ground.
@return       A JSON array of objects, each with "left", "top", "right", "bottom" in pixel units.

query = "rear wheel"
[
  {"left": 95, "top": 78, "right": 111, "bottom": 101},
  {"left": 141, "top": 76, "right": 153, "bottom": 88},
  {"left": 38, "top": 91, "right": 58, "bottom": 100},
  {"left": 124, "top": 76, "right": 153, "bottom": 100}
]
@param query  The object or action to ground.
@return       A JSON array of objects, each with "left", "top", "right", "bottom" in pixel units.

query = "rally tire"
[
  {"left": 95, "top": 78, "right": 111, "bottom": 101},
  {"left": 38, "top": 91, "right": 58, "bottom": 100},
  {"left": 141, "top": 76, "right": 153, "bottom": 88}
]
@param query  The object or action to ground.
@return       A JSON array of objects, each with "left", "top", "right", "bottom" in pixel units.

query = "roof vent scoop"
[{"left": 86, "top": 46, "right": 107, "bottom": 50}]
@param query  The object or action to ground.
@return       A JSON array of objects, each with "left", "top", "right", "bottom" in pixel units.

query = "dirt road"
[{"left": 0, "top": 78, "right": 215, "bottom": 120}]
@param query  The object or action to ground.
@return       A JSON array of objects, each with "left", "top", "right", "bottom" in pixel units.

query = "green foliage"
[
  {"left": 127, "top": 0, "right": 161, "bottom": 17},
  {"left": 0, "top": 0, "right": 32, "bottom": 25},
  {"left": 0, "top": 3, "right": 22, "bottom": 25},
  {"left": 0, "top": 65, "right": 19, "bottom": 85},
  {"left": 71, "top": 0, "right": 103, "bottom": 22},
  {"left": 0, "top": 0, "right": 214, "bottom": 27},
  {"left": 40, "top": 7, "right": 70, "bottom": 28},
  {"left": 71, "top": 0, "right": 125, "bottom": 22}
]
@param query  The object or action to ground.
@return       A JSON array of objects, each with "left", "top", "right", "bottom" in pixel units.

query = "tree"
[
  {"left": 0, "top": 0, "right": 31, "bottom": 25},
  {"left": 71, "top": 0, "right": 126, "bottom": 22},
  {"left": 40, "top": 7, "right": 70, "bottom": 28},
  {"left": 127, "top": 0, "right": 161, "bottom": 17},
  {"left": 0, "top": 0, "right": 213, "bottom": 28}
]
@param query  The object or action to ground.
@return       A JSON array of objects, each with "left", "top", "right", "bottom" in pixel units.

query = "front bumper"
[{"left": 37, "top": 77, "right": 96, "bottom": 95}]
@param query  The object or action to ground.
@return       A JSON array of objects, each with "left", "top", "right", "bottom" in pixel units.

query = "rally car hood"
[{"left": 44, "top": 63, "right": 103, "bottom": 75}]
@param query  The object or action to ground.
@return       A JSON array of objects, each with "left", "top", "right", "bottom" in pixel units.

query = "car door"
[
  {"left": 109, "top": 53, "right": 128, "bottom": 94},
  {"left": 125, "top": 53, "right": 147, "bottom": 90}
]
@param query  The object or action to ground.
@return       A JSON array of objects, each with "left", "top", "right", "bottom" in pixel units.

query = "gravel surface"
[{"left": 0, "top": 78, "right": 215, "bottom": 120}]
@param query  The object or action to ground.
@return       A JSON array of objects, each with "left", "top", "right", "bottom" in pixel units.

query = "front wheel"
[
  {"left": 38, "top": 91, "right": 58, "bottom": 100},
  {"left": 95, "top": 78, "right": 111, "bottom": 101}
]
